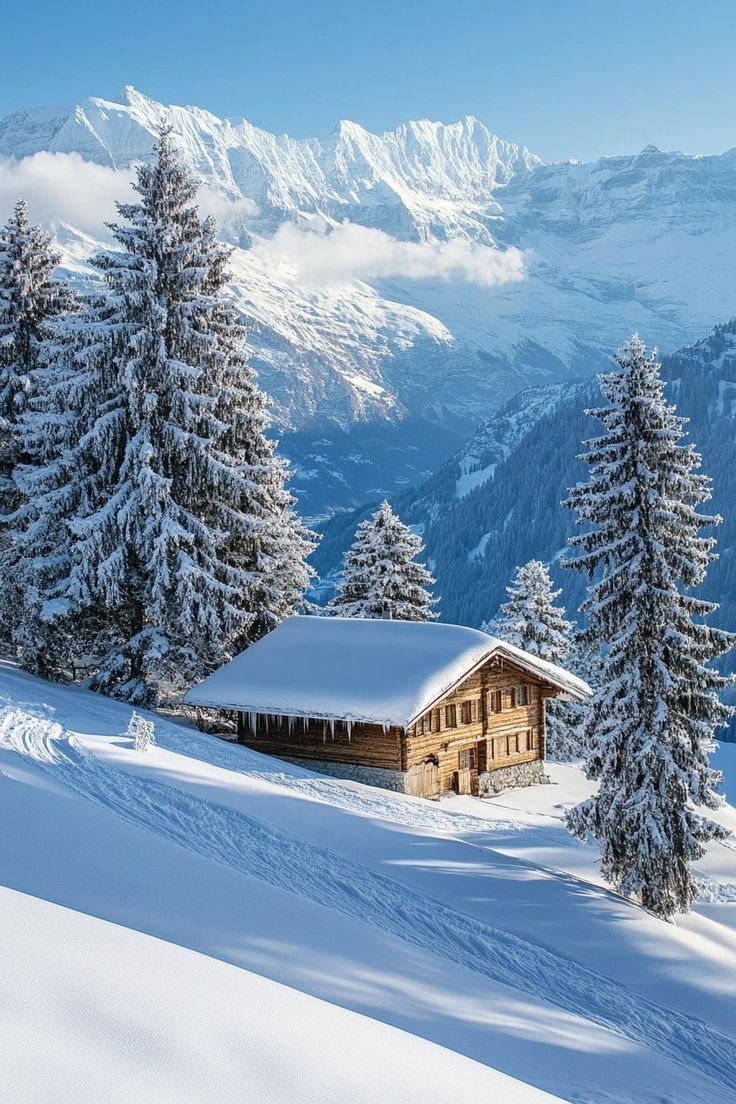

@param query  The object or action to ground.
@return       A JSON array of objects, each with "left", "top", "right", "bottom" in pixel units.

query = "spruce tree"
[
  {"left": 482, "top": 560, "right": 574, "bottom": 657},
  {"left": 9, "top": 304, "right": 107, "bottom": 676},
  {"left": 329, "top": 500, "right": 437, "bottom": 620},
  {"left": 563, "top": 335, "right": 733, "bottom": 918},
  {"left": 19, "top": 126, "right": 314, "bottom": 703},
  {"left": 482, "top": 559, "right": 583, "bottom": 759},
  {"left": 0, "top": 200, "right": 74, "bottom": 651}
]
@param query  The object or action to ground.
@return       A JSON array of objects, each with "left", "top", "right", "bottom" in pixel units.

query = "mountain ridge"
[{"left": 2, "top": 87, "right": 736, "bottom": 516}]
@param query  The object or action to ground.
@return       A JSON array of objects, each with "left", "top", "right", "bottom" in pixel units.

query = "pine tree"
[
  {"left": 18, "top": 126, "right": 314, "bottom": 703},
  {"left": 329, "top": 500, "right": 437, "bottom": 620},
  {"left": 0, "top": 200, "right": 74, "bottom": 652},
  {"left": 127, "top": 711, "right": 155, "bottom": 752},
  {"left": 563, "top": 335, "right": 733, "bottom": 918},
  {"left": 482, "top": 559, "right": 573, "bottom": 657},
  {"left": 482, "top": 559, "right": 583, "bottom": 758},
  {"left": 9, "top": 304, "right": 107, "bottom": 676}
]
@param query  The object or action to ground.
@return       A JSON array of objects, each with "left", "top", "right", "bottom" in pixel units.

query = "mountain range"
[{"left": 2, "top": 87, "right": 736, "bottom": 516}]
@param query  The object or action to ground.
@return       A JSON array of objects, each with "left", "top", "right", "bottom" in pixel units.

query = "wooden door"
[
  {"left": 408, "top": 758, "right": 440, "bottom": 799},
  {"left": 454, "top": 768, "right": 472, "bottom": 795}
]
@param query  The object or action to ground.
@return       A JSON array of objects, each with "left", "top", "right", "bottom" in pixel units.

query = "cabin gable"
[{"left": 404, "top": 655, "right": 556, "bottom": 796}]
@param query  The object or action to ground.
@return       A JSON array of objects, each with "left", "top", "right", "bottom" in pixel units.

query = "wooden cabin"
[{"left": 184, "top": 616, "right": 590, "bottom": 800}]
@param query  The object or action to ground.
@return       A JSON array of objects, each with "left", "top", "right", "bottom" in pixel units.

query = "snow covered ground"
[{"left": 1, "top": 661, "right": 735, "bottom": 1103}]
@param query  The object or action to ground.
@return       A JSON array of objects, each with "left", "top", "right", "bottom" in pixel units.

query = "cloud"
[
  {"left": 0, "top": 152, "right": 135, "bottom": 238},
  {"left": 0, "top": 152, "right": 258, "bottom": 241},
  {"left": 253, "top": 219, "right": 526, "bottom": 288},
  {"left": 198, "top": 187, "right": 258, "bottom": 228}
]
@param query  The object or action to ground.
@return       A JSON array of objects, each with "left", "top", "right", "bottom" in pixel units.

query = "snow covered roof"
[{"left": 183, "top": 616, "right": 591, "bottom": 728}]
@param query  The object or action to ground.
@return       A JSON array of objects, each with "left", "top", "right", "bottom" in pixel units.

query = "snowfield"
[{"left": 1, "top": 662, "right": 736, "bottom": 1103}]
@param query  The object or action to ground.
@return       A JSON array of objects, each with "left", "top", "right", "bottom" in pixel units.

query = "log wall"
[
  {"left": 238, "top": 715, "right": 403, "bottom": 771},
  {"left": 404, "top": 656, "right": 550, "bottom": 795}
]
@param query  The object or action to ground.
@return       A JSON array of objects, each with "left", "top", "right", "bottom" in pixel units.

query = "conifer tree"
[
  {"left": 482, "top": 560, "right": 573, "bottom": 658},
  {"left": 482, "top": 559, "right": 583, "bottom": 758},
  {"left": 18, "top": 127, "right": 314, "bottom": 703},
  {"left": 563, "top": 335, "right": 733, "bottom": 918},
  {"left": 0, "top": 200, "right": 74, "bottom": 651},
  {"left": 9, "top": 305, "right": 105, "bottom": 676},
  {"left": 329, "top": 500, "right": 437, "bottom": 620}
]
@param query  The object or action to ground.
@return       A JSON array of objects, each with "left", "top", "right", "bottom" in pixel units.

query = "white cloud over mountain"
[
  {"left": 253, "top": 220, "right": 526, "bottom": 288},
  {"left": 0, "top": 152, "right": 134, "bottom": 237},
  {"left": 0, "top": 152, "right": 257, "bottom": 241}
]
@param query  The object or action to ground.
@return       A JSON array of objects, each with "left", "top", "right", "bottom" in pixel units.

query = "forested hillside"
[{"left": 314, "top": 322, "right": 736, "bottom": 671}]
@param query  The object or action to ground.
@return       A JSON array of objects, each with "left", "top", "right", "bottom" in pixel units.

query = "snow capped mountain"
[
  {"left": 0, "top": 87, "right": 540, "bottom": 234},
  {"left": 2, "top": 87, "right": 736, "bottom": 515}
]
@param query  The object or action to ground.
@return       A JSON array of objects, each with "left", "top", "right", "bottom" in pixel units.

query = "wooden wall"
[
  {"left": 404, "top": 656, "right": 550, "bottom": 794},
  {"left": 238, "top": 715, "right": 403, "bottom": 771}
]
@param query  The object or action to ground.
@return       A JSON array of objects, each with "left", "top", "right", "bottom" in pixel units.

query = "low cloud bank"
[
  {"left": 254, "top": 220, "right": 526, "bottom": 288},
  {"left": 0, "top": 152, "right": 257, "bottom": 240},
  {"left": 0, "top": 152, "right": 135, "bottom": 237}
]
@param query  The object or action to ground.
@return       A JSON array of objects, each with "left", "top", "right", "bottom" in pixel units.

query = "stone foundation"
[
  {"left": 479, "top": 759, "right": 548, "bottom": 795},
  {"left": 286, "top": 758, "right": 411, "bottom": 793}
]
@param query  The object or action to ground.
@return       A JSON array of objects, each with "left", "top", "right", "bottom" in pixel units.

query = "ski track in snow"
[{"left": 2, "top": 704, "right": 736, "bottom": 1096}]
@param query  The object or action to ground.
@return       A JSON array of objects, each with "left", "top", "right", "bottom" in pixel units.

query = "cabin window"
[
  {"left": 494, "top": 735, "right": 508, "bottom": 758},
  {"left": 518, "top": 685, "right": 529, "bottom": 706},
  {"left": 529, "top": 726, "right": 540, "bottom": 749},
  {"left": 421, "top": 712, "right": 432, "bottom": 735},
  {"left": 433, "top": 709, "right": 441, "bottom": 732},
  {"left": 509, "top": 733, "right": 519, "bottom": 754},
  {"left": 461, "top": 700, "right": 473, "bottom": 724},
  {"left": 488, "top": 689, "right": 503, "bottom": 713},
  {"left": 445, "top": 703, "right": 457, "bottom": 728},
  {"left": 458, "top": 747, "right": 476, "bottom": 770}
]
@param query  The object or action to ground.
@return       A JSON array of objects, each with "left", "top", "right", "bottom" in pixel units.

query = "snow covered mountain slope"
[
  {"left": 5, "top": 890, "right": 545, "bottom": 1104},
  {"left": 0, "top": 87, "right": 540, "bottom": 234},
  {"left": 2, "top": 662, "right": 736, "bottom": 1104},
  {"left": 4, "top": 87, "right": 736, "bottom": 514}
]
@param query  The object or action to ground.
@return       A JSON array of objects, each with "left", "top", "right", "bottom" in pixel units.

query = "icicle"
[
  {"left": 329, "top": 717, "right": 335, "bottom": 740},
  {"left": 346, "top": 719, "right": 352, "bottom": 743}
]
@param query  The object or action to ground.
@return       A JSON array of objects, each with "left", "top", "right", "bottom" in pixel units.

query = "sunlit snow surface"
[{"left": 1, "top": 661, "right": 736, "bottom": 1103}]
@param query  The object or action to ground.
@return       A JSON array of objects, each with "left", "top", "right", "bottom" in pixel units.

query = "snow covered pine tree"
[
  {"left": 563, "top": 335, "right": 733, "bottom": 919},
  {"left": 126, "top": 711, "right": 155, "bottom": 752},
  {"left": 329, "top": 500, "right": 437, "bottom": 620},
  {"left": 482, "top": 559, "right": 574, "bottom": 657},
  {"left": 482, "top": 560, "right": 583, "bottom": 759},
  {"left": 0, "top": 200, "right": 73, "bottom": 651},
  {"left": 20, "top": 125, "right": 314, "bottom": 704}
]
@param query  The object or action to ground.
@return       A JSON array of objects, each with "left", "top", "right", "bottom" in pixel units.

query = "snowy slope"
[
  {"left": 4, "top": 890, "right": 553, "bottom": 1104},
  {"left": 2, "top": 662, "right": 736, "bottom": 1104},
  {"left": 3, "top": 87, "right": 736, "bottom": 516}
]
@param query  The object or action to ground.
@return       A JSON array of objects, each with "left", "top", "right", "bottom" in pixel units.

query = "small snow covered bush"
[{"left": 127, "top": 711, "right": 155, "bottom": 752}]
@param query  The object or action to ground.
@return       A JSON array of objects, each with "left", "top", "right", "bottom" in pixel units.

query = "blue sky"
[{"left": 3, "top": 0, "right": 735, "bottom": 161}]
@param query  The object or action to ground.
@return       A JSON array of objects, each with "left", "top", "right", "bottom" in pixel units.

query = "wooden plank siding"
[
  {"left": 238, "top": 715, "right": 403, "bottom": 770},
  {"left": 404, "top": 656, "right": 551, "bottom": 795}
]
